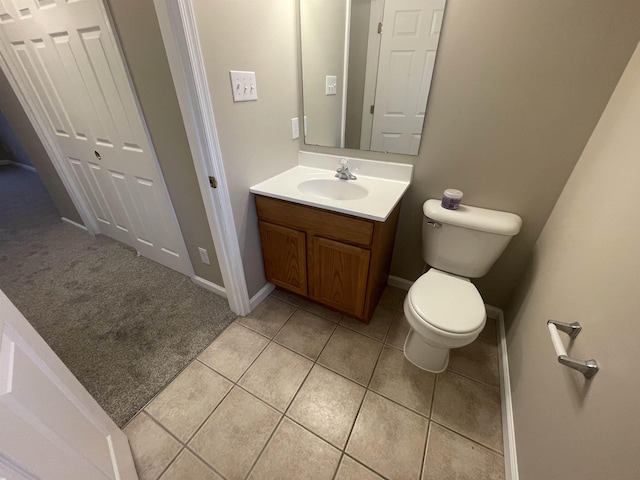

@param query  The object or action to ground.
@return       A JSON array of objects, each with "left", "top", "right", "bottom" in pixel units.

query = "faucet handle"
[{"left": 339, "top": 158, "right": 348, "bottom": 166}]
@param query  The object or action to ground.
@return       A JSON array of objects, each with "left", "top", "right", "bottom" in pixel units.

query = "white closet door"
[{"left": 0, "top": 0, "right": 191, "bottom": 275}]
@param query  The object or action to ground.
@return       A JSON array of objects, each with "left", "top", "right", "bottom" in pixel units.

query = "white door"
[
  {"left": 0, "top": 0, "right": 191, "bottom": 276},
  {"left": 0, "top": 290, "right": 138, "bottom": 479},
  {"left": 370, "top": 0, "right": 445, "bottom": 154}
]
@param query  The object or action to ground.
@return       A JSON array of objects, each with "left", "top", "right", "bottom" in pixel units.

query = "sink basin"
[{"left": 297, "top": 178, "right": 369, "bottom": 201}]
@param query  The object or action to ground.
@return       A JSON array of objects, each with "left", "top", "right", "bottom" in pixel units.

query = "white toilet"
[{"left": 403, "top": 199, "right": 522, "bottom": 372}]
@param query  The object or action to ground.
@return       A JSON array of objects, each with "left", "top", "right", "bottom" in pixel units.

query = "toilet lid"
[{"left": 408, "top": 270, "right": 486, "bottom": 334}]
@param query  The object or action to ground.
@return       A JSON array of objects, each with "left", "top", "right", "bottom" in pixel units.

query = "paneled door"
[
  {"left": 370, "top": 0, "right": 446, "bottom": 155},
  {"left": 0, "top": 290, "right": 138, "bottom": 479},
  {"left": 0, "top": 0, "right": 191, "bottom": 275}
]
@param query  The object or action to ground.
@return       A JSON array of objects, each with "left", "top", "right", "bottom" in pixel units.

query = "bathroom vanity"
[{"left": 250, "top": 153, "right": 412, "bottom": 323}]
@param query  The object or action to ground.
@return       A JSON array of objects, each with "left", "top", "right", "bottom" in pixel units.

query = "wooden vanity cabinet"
[{"left": 255, "top": 195, "right": 400, "bottom": 323}]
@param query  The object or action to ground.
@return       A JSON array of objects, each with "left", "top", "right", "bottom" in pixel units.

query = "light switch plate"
[
  {"left": 326, "top": 75, "right": 337, "bottom": 95},
  {"left": 291, "top": 117, "right": 299, "bottom": 140},
  {"left": 229, "top": 70, "right": 258, "bottom": 102}
]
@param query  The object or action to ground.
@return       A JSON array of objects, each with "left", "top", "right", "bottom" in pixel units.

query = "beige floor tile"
[
  {"left": 422, "top": 423, "right": 505, "bottom": 480},
  {"left": 431, "top": 371, "right": 503, "bottom": 452},
  {"left": 340, "top": 305, "right": 395, "bottom": 342},
  {"left": 239, "top": 342, "right": 313, "bottom": 411},
  {"left": 346, "top": 391, "right": 429, "bottom": 480},
  {"left": 271, "top": 287, "right": 303, "bottom": 306},
  {"left": 274, "top": 309, "right": 336, "bottom": 360},
  {"left": 287, "top": 365, "right": 365, "bottom": 448},
  {"left": 334, "top": 456, "right": 384, "bottom": 480},
  {"left": 124, "top": 412, "right": 181, "bottom": 480},
  {"left": 377, "top": 285, "right": 406, "bottom": 310},
  {"left": 386, "top": 310, "right": 410, "bottom": 350},
  {"left": 317, "top": 326, "right": 383, "bottom": 386},
  {"left": 159, "top": 450, "right": 223, "bottom": 480},
  {"left": 198, "top": 322, "right": 269, "bottom": 381},
  {"left": 237, "top": 296, "right": 296, "bottom": 338},
  {"left": 369, "top": 346, "right": 436, "bottom": 416},
  {"left": 299, "top": 298, "right": 342, "bottom": 322},
  {"left": 189, "top": 387, "right": 281, "bottom": 480},
  {"left": 448, "top": 326, "right": 500, "bottom": 388},
  {"left": 249, "top": 418, "right": 341, "bottom": 480},
  {"left": 145, "top": 361, "right": 232, "bottom": 442}
]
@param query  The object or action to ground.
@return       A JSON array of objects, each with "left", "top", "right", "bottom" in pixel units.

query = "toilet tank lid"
[{"left": 424, "top": 199, "right": 522, "bottom": 236}]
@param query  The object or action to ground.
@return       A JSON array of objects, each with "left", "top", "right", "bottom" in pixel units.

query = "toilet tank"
[{"left": 422, "top": 199, "right": 522, "bottom": 278}]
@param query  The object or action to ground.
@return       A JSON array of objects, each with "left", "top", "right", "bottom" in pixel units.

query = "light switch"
[
  {"left": 326, "top": 75, "right": 337, "bottom": 95},
  {"left": 229, "top": 70, "right": 258, "bottom": 102},
  {"left": 291, "top": 117, "right": 299, "bottom": 140}
]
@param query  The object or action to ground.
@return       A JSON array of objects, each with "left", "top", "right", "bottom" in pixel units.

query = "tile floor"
[{"left": 124, "top": 286, "right": 505, "bottom": 480}]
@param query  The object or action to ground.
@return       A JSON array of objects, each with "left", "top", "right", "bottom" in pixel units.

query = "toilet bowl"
[
  {"left": 403, "top": 268, "right": 486, "bottom": 372},
  {"left": 402, "top": 199, "right": 522, "bottom": 372}
]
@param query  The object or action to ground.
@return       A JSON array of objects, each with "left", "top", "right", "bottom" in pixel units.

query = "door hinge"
[
  {"left": 378, "top": 22, "right": 383, "bottom": 34},
  {"left": 370, "top": 105, "right": 375, "bottom": 114},
  {"left": 208, "top": 176, "right": 217, "bottom": 188}
]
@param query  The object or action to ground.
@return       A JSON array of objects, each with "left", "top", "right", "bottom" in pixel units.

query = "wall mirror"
[{"left": 300, "top": 0, "right": 447, "bottom": 155}]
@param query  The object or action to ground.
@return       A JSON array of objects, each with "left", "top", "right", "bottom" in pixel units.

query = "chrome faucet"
[{"left": 335, "top": 158, "right": 357, "bottom": 180}]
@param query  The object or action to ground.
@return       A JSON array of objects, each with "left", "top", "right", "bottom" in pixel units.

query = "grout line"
[
  {"left": 244, "top": 414, "right": 287, "bottom": 479},
  {"left": 446, "top": 365, "right": 501, "bottom": 391},
  {"left": 430, "top": 419, "right": 506, "bottom": 457},
  {"left": 142, "top": 410, "right": 186, "bottom": 447},
  {"left": 183, "top": 444, "right": 230, "bottom": 480},
  {"left": 153, "top": 445, "right": 185, "bottom": 480},
  {"left": 445, "top": 368, "right": 501, "bottom": 391},
  {"left": 420, "top": 422, "right": 433, "bottom": 480}
]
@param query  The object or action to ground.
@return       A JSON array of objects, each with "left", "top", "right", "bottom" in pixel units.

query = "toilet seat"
[{"left": 407, "top": 269, "right": 486, "bottom": 334}]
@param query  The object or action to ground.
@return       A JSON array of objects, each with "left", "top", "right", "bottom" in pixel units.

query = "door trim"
[{"left": 154, "top": 0, "right": 251, "bottom": 316}]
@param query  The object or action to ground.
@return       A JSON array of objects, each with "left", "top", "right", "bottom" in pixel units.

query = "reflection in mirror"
[{"left": 300, "top": 0, "right": 446, "bottom": 155}]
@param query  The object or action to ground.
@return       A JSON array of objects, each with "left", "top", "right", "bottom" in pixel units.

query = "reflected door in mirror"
[{"left": 300, "top": 0, "right": 447, "bottom": 156}]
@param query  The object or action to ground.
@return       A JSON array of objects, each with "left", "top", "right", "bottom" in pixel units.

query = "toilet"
[{"left": 403, "top": 199, "right": 522, "bottom": 372}]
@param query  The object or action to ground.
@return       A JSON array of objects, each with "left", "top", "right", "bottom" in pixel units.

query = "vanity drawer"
[{"left": 255, "top": 195, "right": 374, "bottom": 247}]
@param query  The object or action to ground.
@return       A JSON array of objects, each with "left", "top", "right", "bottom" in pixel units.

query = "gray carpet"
[{"left": 0, "top": 165, "right": 236, "bottom": 426}]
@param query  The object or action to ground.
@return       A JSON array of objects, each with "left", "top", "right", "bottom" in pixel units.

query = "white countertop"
[{"left": 249, "top": 152, "right": 413, "bottom": 222}]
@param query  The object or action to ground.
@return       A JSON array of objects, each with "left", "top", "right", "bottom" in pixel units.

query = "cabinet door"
[
  {"left": 259, "top": 221, "right": 307, "bottom": 295},
  {"left": 308, "top": 236, "right": 371, "bottom": 317}
]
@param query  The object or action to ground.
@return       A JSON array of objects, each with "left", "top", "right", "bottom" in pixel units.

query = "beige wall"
[
  {"left": 505, "top": 41, "right": 640, "bottom": 480},
  {"left": 104, "top": 0, "right": 223, "bottom": 285},
  {"left": 192, "top": 0, "right": 300, "bottom": 297},
  {"left": 0, "top": 69, "right": 81, "bottom": 223},
  {"left": 300, "top": 0, "right": 346, "bottom": 147},
  {"left": 303, "top": 0, "right": 640, "bottom": 308}
]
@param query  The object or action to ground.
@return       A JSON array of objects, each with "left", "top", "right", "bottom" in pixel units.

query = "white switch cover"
[
  {"left": 291, "top": 117, "right": 299, "bottom": 140},
  {"left": 229, "top": 70, "right": 258, "bottom": 102},
  {"left": 325, "top": 75, "right": 337, "bottom": 95},
  {"left": 198, "top": 247, "right": 211, "bottom": 265}
]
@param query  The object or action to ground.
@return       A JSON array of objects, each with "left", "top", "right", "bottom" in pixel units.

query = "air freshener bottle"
[{"left": 441, "top": 189, "right": 463, "bottom": 210}]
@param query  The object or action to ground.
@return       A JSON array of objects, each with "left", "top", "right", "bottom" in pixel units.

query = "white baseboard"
[
  {"left": 487, "top": 304, "right": 519, "bottom": 480},
  {"left": 0, "top": 159, "right": 37, "bottom": 172},
  {"left": 61, "top": 217, "right": 88, "bottom": 231},
  {"left": 249, "top": 282, "right": 276, "bottom": 311},
  {"left": 387, "top": 275, "right": 414, "bottom": 291},
  {"left": 192, "top": 275, "right": 226, "bottom": 298}
]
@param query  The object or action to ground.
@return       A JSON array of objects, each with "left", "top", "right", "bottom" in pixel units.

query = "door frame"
[
  {"left": 359, "top": 0, "right": 384, "bottom": 150},
  {"left": 153, "top": 0, "right": 251, "bottom": 315},
  {"left": 0, "top": 0, "right": 196, "bottom": 278}
]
